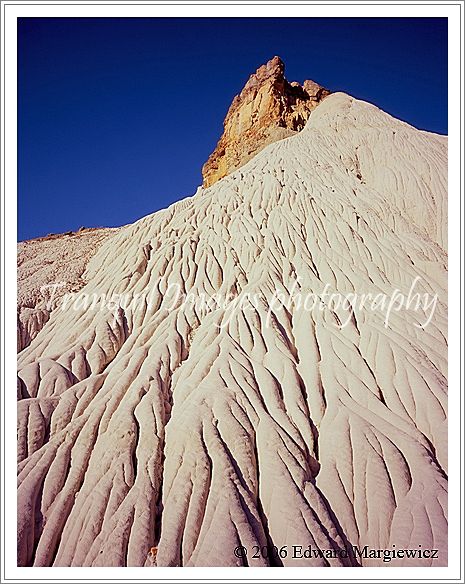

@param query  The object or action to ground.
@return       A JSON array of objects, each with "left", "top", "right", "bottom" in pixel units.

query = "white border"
[{"left": 2, "top": 2, "right": 463, "bottom": 583}]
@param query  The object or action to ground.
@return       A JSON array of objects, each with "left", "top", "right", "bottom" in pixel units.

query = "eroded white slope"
[
  {"left": 17, "top": 228, "right": 116, "bottom": 351},
  {"left": 17, "top": 93, "right": 447, "bottom": 567}
]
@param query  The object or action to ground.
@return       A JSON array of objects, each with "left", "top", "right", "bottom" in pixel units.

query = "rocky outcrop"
[
  {"left": 202, "top": 56, "right": 330, "bottom": 187},
  {"left": 17, "top": 93, "right": 447, "bottom": 567}
]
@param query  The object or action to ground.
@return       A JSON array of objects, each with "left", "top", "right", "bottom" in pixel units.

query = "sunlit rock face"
[
  {"left": 17, "top": 228, "right": 116, "bottom": 352},
  {"left": 202, "top": 56, "right": 330, "bottom": 187},
  {"left": 17, "top": 85, "right": 447, "bottom": 566}
]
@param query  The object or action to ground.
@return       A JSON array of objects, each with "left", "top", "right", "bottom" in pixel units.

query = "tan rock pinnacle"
[{"left": 202, "top": 56, "right": 330, "bottom": 187}]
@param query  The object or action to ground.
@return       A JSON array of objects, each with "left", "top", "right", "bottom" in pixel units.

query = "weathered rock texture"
[
  {"left": 202, "top": 56, "right": 330, "bottom": 187},
  {"left": 18, "top": 228, "right": 116, "bottom": 352},
  {"left": 17, "top": 93, "right": 447, "bottom": 568}
]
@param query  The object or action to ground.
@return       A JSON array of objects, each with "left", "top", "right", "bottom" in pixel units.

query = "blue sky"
[{"left": 18, "top": 17, "right": 448, "bottom": 241}]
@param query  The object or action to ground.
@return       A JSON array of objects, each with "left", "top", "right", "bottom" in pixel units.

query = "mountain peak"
[
  {"left": 17, "top": 79, "right": 448, "bottom": 568},
  {"left": 243, "top": 55, "right": 285, "bottom": 90},
  {"left": 202, "top": 57, "right": 330, "bottom": 187}
]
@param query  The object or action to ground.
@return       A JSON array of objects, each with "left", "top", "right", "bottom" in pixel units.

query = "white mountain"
[{"left": 17, "top": 92, "right": 447, "bottom": 567}]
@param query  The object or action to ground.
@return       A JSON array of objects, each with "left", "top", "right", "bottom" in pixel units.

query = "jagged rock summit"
[{"left": 202, "top": 56, "right": 330, "bottom": 187}]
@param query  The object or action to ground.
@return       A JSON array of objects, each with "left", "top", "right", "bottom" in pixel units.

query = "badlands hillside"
[{"left": 17, "top": 58, "right": 447, "bottom": 567}]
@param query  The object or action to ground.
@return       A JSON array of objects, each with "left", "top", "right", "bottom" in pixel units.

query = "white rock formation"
[
  {"left": 18, "top": 228, "right": 116, "bottom": 351},
  {"left": 17, "top": 93, "right": 447, "bottom": 567}
]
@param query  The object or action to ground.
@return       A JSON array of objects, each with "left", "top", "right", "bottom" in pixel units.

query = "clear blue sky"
[{"left": 18, "top": 17, "right": 447, "bottom": 241}]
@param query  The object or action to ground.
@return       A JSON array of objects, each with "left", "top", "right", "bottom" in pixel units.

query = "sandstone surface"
[
  {"left": 202, "top": 56, "right": 330, "bottom": 187},
  {"left": 17, "top": 92, "right": 447, "bottom": 567}
]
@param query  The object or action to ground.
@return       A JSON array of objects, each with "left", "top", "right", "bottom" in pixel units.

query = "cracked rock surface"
[{"left": 17, "top": 92, "right": 447, "bottom": 567}]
